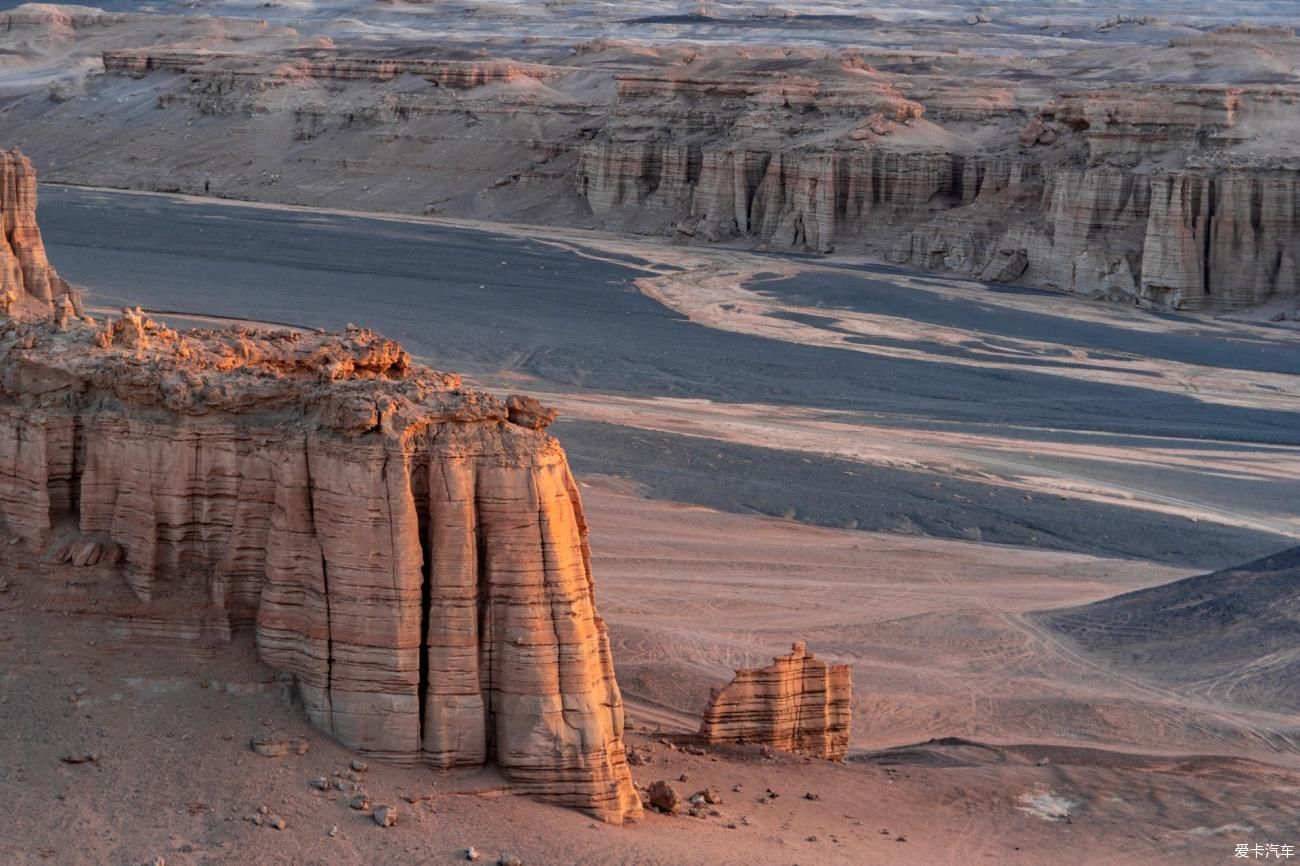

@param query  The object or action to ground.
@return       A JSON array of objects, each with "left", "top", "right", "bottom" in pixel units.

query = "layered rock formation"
[
  {"left": 0, "top": 149, "right": 77, "bottom": 319},
  {"left": 5, "top": 11, "right": 1300, "bottom": 311},
  {"left": 699, "top": 643, "right": 851, "bottom": 761},
  {"left": 0, "top": 157, "right": 641, "bottom": 820},
  {"left": 0, "top": 310, "right": 641, "bottom": 822}
]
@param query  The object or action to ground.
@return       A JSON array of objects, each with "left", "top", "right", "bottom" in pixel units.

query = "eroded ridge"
[
  {"left": 699, "top": 642, "right": 851, "bottom": 761},
  {"left": 0, "top": 306, "right": 641, "bottom": 823}
]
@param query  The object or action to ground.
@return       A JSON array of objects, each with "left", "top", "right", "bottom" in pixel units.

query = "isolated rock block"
[{"left": 699, "top": 642, "right": 851, "bottom": 761}]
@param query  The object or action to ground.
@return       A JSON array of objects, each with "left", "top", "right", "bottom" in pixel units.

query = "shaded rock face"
[
  {"left": 0, "top": 260, "right": 640, "bottom": 822},
  {"left": 0, "top": 149, "right": 77, "bottom": 319},
  {"left": 699, "top": 643, "right": 850, "bottom": 761},
  {"left": 570, "top": 52, "right": 1300, "bottom": 311}
]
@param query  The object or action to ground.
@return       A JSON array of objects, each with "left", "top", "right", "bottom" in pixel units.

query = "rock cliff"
[
  {"left": 0, "top": 250, "right": 641, "bottom": 821},
  {"left": 5, "top": 13, "right": 1300, "bottom": 311},
  {"left": 0, "top": 149, "right": 77, "bottom": 319},
  {"left": 699, "top": 643, "right": 851, "bottom": 761}
]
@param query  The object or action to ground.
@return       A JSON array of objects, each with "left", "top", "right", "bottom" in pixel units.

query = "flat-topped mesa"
[
  {"left": 699, "top": 642, "right": 851, "bottom": 761},
  {"left": 0, "top": 149, "right": 78, "bottom": 320},
  {"left": 0, "top": 309, "right": 642, "bottom": 823}
]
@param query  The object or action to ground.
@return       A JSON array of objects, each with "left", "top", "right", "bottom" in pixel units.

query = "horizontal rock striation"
[
  {"left": 699, "top": 642, "right": 851, "bottom": 761},
  {"left": 9, "top": 16, "right": 1300, "bottom": 311},
  {"left": 0, "top": 300, "right": 641, "bottom": 821},
  {"left": 101, "top": 49, "right": 571, "bottom": 89},
  {"left": 571, "top": 41, "right": 1300, "bottom": 311}
]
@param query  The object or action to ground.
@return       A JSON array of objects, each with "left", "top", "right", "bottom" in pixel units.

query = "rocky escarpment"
[
  {"left": 576, "top": 49, "right": 1300, "bottom": 311},
  {"left": 0, "top": 156, "right": 642, "bottom": 820},
  {"left": 567, "top": 27, "right": 1300, "bottom": 311},
  {"left": 0, "top": 310, "right": 642, "bottom": 822},
  {"left": 5, "top": 11, "right": 1300, "bottom": 311},
  {"left": 0, "top": 149, "right": 78, "bottom": 319},
  {"left": 699, "top": 643, "right": 851, "bottom": 761}
]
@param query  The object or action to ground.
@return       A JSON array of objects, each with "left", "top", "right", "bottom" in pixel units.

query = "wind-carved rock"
[
  {"left": 0, "top": 149, "right": 79, "bottom": 319},
  {"left": 0, "top": 156, "right": 640, "bottom": 823},
  {"left": 699, "top": 642, "right": 851, "bottom": 761}
]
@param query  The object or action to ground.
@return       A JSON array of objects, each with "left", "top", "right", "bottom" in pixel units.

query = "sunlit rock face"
[
  {"left": 699, "top": 642, "right": 851, "bottom": 761},
  {"left": 0, "top": 154, "right": 641, "bottom": 823},
  {"left": 0, "top": 149, "right": 77, "bottom": 319}
]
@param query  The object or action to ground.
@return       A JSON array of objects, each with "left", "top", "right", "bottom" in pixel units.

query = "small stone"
[
  {"left": 349, "top": 795, "right": 371, "bottom": 811},
  {"left": 766, "top": 789, "right": 779, "bottom": 799},
  {"left": 258, "top": 805, "right": 269, "bottom": 815},
  {"left": 646, "top": 780, "right": 682, "bottom": 816},
  {"left": 310, "top": 777, "right": 329, "bottom": 790},
  {"left": 700, "top": 787, "right": 722, "bottom": 805},
  {"left": 895, "top": 835, "right": 908, "bottom": 843},
  {"left": 807, "top": 835, "right": 818, "bottom": 842},
  {"left": 151, "top": 857, "right": 165, "bottom": 866},
  {"left": 497, "top": 856, "right": 522, "bottom": 866},
  {"left": 270, "top": 817, "right": 286, "bottom": 831},
  {"left": 329, "top": 825, "right": 339, "bottom": 838},
  {"left": 465, "top": 847, "right": 481, "bottom": 862},
  {"left": 678, "top": 774, "right": 689, "bottom": 783},
  {"left": 373, "top": 804, "right": 397, "bottom": 827},
  {"left": 333, "top": 778, "right": 349, "bottom": 791},
  {"left": 803, "top": 792, "right": 819, "bottom": 801},
  {"left": 350, "top": 759, "right": 368, "bottom": 772},
  {"left": 252, "top": 814, "right": 263, "bottom": 826}
]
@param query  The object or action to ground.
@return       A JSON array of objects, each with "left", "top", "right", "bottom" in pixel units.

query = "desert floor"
[{"left": 3, "top": 187, "right": 1298, "bottom": 865}]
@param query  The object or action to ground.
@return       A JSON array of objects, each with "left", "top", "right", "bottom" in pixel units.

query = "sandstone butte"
[
  {"left": 699, "top": 643, "right": 852, "bottom": 761},
  {"left": 0, "top": 150, "right": 642, "bottom": 823}
]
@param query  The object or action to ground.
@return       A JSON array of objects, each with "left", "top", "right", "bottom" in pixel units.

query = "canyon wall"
[
  {"left": 699, "top": 643, "right": 851, "bottom": 761},
  {"left": 5, "top": 12, "right": 1300, "bottom": 312},
  {"left": 575, "top": 71, "right": 1300, "bottom": 311}
]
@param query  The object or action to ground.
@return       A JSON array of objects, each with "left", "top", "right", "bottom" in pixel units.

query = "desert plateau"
[{"left": 0, "top": 2, "right": 1298, "bottom": 865}]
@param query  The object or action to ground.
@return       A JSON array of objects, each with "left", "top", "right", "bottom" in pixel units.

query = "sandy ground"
[
  {"left": 3, "top": 485, "right": 1299, "bottom": 866},
  {"left": 4, "top": 188, "right": 1298, "bottom": 865}
]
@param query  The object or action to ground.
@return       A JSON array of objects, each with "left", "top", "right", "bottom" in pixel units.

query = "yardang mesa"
[{"left": 1, "top": 3, "right": 1298, "bottom": 866}]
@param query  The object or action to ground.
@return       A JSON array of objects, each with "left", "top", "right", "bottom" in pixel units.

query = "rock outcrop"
[
  {"left": 0, "top": 155, "right": 641, "bottom": 820},
  {"left": 0, "top": 149, "right": 77, "bottom": 319},
  {"left": 699, "top": 642, "right": 851, "bottom": 761},
  {"left": 6, "top": 16, "right": 1300, "bottom": 311},
  {"left": 0, "top": 310, "right": 641, "bottom": 822}
]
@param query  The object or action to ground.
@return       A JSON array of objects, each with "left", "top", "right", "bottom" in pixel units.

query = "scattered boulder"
[
  {"left": 374, "top": 804, "right": 398, "bottom": 827},
  {"left": 980, "top": 248, "right": 1030, "bottom": 283},
  {"left": 349, "top": 795, "right": 371, "bottom": 811},
  {"left": 646, "top": 781, "right": 682, "bottom": 815}
]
